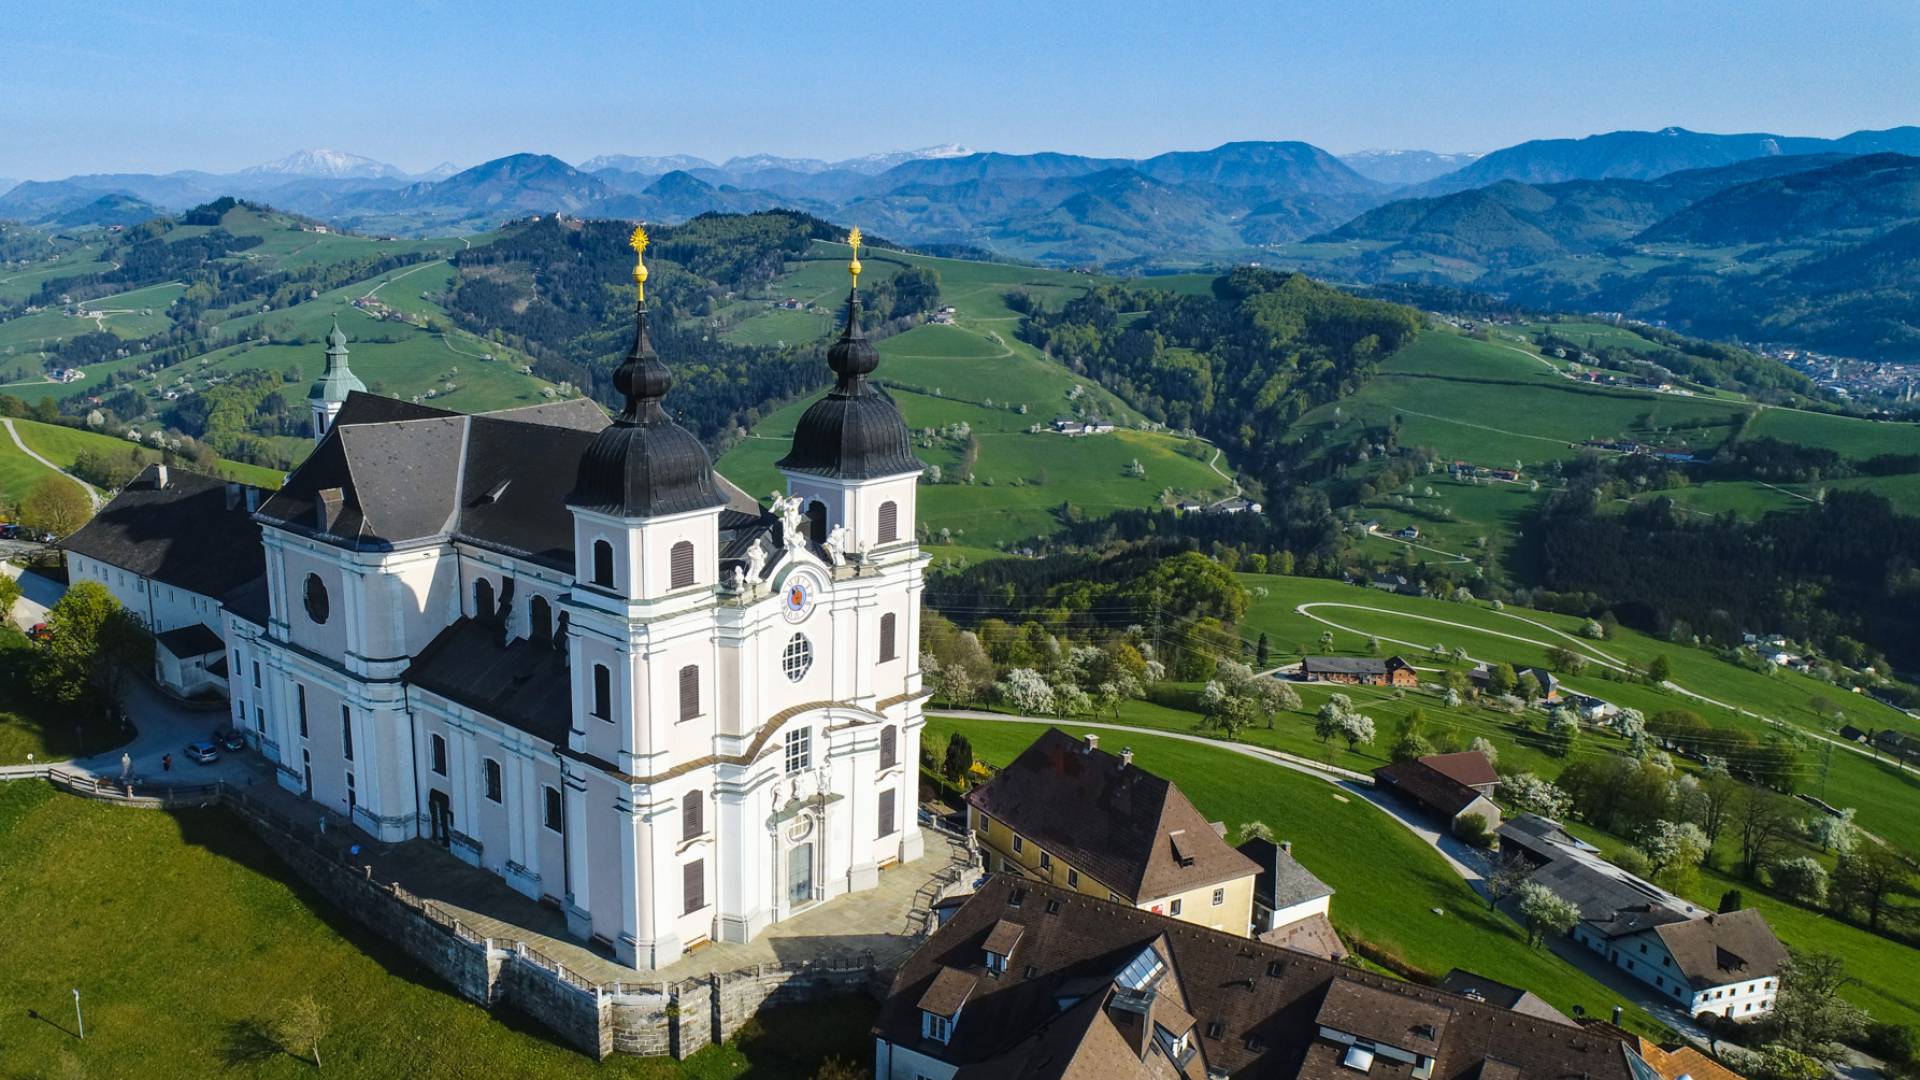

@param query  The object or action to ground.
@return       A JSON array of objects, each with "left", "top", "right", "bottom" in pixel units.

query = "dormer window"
[
  {"left": 985, "top": 950, "right": 1006, "bottom": 974},
  {"left": 923, "top": 1012, "right": 952, "bottom": 1044}
]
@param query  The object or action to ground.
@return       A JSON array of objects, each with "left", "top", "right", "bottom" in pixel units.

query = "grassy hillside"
[
  {"left": 0, "top": 781, "right": 872, "bottom": 1078},
  {"left": 718, "top": 243, "right": 1240, "bottom": 546}
]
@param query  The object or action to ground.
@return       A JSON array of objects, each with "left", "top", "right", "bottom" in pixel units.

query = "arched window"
[
  {"left": 592, "top": 663, "right": 612, "bottom": 720},
  {"left": 669, "top": 540, "right": 695, "bottom": 589},
  {"left": 807, "top": 501, "right": 828, "bottom": 545},
  {"left": 880, "top": 725, "right": 897, "bottom": 769},
  {"left": 682, "top": 789, "right": 704, "bottom": 841},
  {"left": 591, "top": 539, "right": 615, "bottom": 588},
  {"left": 678, "top": 664, "right": 700, "bottom": 721},
  {"left": 474, "top": 577, "right": 494, "bottom": 621},
  {"left": 303, "top": 573, "right": 330, "bottom": 624},
  {"left": 879, "top": 612, "right": 898, "bottom": 662},
  {"left": 529, "top": 595, "right": 552, "bottom": 643},
  {"left": 877, "top": 501, "right": 899, "bottom": 543}
]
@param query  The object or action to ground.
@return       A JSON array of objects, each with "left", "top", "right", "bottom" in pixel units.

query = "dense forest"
[
  {"left": 446, "top": 211, "right": 938, "bottom": 444},
  {"left": 1531, "top": 482, "right": 1920, "bottom": 669},
  {"left": 1017, "top": 269, "right": 1422, "bottom": 493}
]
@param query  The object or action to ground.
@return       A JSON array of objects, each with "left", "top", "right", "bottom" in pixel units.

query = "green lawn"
[
  {"left": 11, "top": 417, "right": 285, "bottom": 490},
  {"left": 0, "top": 419, "right": 65, "bottom": 508},
  {"left": 1232, "top": 574, "right": 1920, "bottom": 854},
  {"left": 926, "top": 716, "right": 1666, "bottom": 1036},
  {"left": 0, "top": 781, "right": 875, "bottom": 1078}
]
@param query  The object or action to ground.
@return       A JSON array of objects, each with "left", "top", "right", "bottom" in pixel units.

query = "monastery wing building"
[{"left": 207, "top": 230, "right": 929, "bottom": 969}]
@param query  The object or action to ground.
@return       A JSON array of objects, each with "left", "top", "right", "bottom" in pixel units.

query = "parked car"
[
  {"left": 0, "top": 524, "right": 16, "bottom": 539},
  {"left": 183, "top": 742, "right": 220, "bottom": 765},
  {"left": 27, "top": 623, "right": 53, "bottom": 643},
  {"left": 211, "top": 728, "right": 247, "bottom": 753}
]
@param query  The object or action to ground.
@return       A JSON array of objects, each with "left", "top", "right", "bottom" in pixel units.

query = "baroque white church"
[{"left": 214, "top": 232, "right": 928, "bottom": 969}]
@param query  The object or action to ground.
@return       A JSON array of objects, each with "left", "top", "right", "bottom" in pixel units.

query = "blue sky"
[{"left": 4, "top": 0, "right": 1916, "bottom": 178}]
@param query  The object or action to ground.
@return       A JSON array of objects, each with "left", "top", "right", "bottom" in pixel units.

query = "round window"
[
  {"left": 781, "top": 634, "right": 813, "bottom": 682},
  {"left": 303, "top": 573, "right": 330, "bottom": 624}
]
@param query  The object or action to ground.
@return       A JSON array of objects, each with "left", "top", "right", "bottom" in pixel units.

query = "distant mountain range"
[
  {"left": 1338, "top": 149, "right": 1482, "bottom": 187},
  {"left": 1413, "top": 125, "right": 1920, "bottom": 195},
  {"left": 4, "top": 127, "right": 1919, "bottom": 326}
]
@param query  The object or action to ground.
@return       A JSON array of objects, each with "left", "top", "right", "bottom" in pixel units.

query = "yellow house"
[{"left": 964, "top": 728, "right": 1259, "bottom": 936}]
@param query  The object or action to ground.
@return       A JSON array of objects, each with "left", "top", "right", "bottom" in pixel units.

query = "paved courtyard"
[{"left": 359, "top": 826, "right": 974, "bottom": 986}]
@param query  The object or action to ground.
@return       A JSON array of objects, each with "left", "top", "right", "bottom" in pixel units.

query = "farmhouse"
[
  {"left": 1495, "top": 814, "right": 1786, "bottom": 1018},
  {"left": 965, "top": 729, "right": 1260, "bottom": 936},
  {"left": 115, "top": 239, "right": 934, "bottom": 971},
  {"left": 1468, "top": 662, "right": 1561, "bottom": 701},
  {"left": 1371, "top": 752, "right": 1502, "bottom": 832},
  {"left": 1300, "top": 655, "right": 1419, "bottom": 687},
  {"left": 872, "top": 877, "right": 1645, "bottom": 1080}
]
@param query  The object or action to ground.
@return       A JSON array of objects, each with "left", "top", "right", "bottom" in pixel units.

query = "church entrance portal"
[{"left": 788, "top": 841, "right": 814, "bottom": 907}]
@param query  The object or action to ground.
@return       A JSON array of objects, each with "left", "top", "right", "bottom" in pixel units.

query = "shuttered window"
[
  {"left": 880, "top": 726, "right": 897, "bottom": 769},
  {"left": 878, "top": 788, "right": 897, "bottom": 838},
  {"left": 684, "top": 859, "right": 705, "bottom": 914},
  {"left": 877, "top": 501, "right": 899, "bottom": 543},
  {"left": 678, "top": 664, "right": 700, "bottom": 721},
  {"left": 683, "top": 790, "right": 703, "bottom": 841},
  {"left": 879, "top": 612, "right": 897, "bottom": 662},
  {"left": 669, "top": 540, "right": 695, "bottom": 589}
]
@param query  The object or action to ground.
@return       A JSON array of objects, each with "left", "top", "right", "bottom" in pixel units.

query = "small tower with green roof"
[{"left": 308, "top": 315, "right": 366, "bottom": 442}]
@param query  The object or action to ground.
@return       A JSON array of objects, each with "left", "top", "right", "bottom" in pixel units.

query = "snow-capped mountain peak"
[{"left": 239, "top": 149, "right": 406, "bottom": 180}]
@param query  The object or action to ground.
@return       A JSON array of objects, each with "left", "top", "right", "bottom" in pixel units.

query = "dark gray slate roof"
[
  {"left": 775, "top": 288, "right": 920, "bottom": 481},
  {"left": 258, "top": 394, "right": 621, "bottom": 567},
  {"left": 565, "top": 305, "right": 727, "bottom": 520},
  {"left": 406, "top": 617, "right": 571, "bottom": 746},
  {"left": 155, "top": 623, "right": 224, "bottom": 658},
  {"left": 1650, "top": 910, "right": 1788, "bottom": 988},
  {"left": 62, "top": 464, "right": 266, "bottom": 601},
  {"left": 1529, "top": 857, "right": 1693, "bottom": 938},
  {"left": 1438, "top": 970, "right": 1575, "bottom": 1026},
  {"left": 1238, "top": 837, "right": 1335, "bottom": 911},
  {"left": 222, "top": 575, "right": 270, "bottom": 629}
]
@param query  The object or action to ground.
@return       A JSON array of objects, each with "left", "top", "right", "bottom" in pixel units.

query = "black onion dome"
[
  {"left": 776, "top": 288, "right": 921, "bottom": 480},
  {"left": 567, "top": 303, "right": 726, "bottom": 517}
]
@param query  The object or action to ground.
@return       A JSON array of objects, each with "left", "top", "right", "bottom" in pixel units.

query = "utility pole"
[{"left": 1819, "top": 737, "right": 1833, "bottom": 803}]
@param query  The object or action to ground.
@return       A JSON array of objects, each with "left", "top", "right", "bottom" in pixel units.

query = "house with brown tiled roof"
[
  {"left": 1372, "top": 754, "right": 1502, "bottom": 833},
  {"left": 965, "top": 729, "right": 1260, "bottom": 936},
  {"left": 872, "top": 876, "right": 1639, "bottom": 1080}
]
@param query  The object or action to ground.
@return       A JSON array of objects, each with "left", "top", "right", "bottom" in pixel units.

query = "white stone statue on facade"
[
  {"left": 822, "top": 524, "right": 850, "bottom": 567},
  {"left": 854, "top": 537, "right": 871, "bottom": 563},
  {"left": 771, "top": 491, "right": 806, "bottom": 544},
  {"left": 728, "top": 563, "right": 746, "bottom": 592},
  {"left": 745, "top": 536, "right": 768, "bottom": 584}
]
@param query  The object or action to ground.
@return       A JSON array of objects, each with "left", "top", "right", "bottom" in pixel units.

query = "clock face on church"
[{"left": 782, "top": 576, "right": 816, "bottom": 623}]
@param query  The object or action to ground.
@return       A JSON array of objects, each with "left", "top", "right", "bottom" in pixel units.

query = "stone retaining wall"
[{"left": 8, "top": 773, "right": 925, "bottom": 1062}]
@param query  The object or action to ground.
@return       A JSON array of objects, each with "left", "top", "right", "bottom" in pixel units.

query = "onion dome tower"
[
  {"left": 308, "top": 315, "right": 366, "bottom": 443},
  {"left": 566, "top": 226, "right": 726, "bottom": 600},
  {"left": 775, "top": 228, "right": 922, "bottom": 550}
]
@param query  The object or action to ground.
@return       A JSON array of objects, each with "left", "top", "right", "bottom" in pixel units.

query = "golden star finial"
[
  {"left": 629, "top": 224, "right": 650, "bottom": 300},
  {"left": 847, "top": 226, "right": 862, "bottom": 287}
]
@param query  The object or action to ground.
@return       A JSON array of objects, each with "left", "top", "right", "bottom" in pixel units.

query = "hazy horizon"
[{"left": 4, "top": 0, "right": 1916, "bottom": 180}]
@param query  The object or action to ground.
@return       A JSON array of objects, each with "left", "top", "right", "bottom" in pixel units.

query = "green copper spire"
[{"left": 308, "top": 315, "right": 366, "bottom": 404}]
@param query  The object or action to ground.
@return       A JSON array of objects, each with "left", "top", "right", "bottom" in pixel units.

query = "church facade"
[{"left": 221, "top": 229, "right": 928, "bottom": 969}]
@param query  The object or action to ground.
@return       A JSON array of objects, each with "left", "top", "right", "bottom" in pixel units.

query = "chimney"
[
  {"left": 225, "top": 482, "right": 241, "bottom": 510},
  {"left": 154, "top": 464, "right": 170, "bottom": 489},
  {"left": 1084, "top": 733, "right": 1100, "bottom": 753},
  {"left": 1120, "top": 747, "right": 1133, "bottom": 768},
  {"left": 315, "top": 487, "right": 345, "bottom": 533},
  {"left": 1281, "top": 840, "right": 1293, "bottom": 855},
  {"left": 245, "top": 486, "right": 260, "bottom": 513}
]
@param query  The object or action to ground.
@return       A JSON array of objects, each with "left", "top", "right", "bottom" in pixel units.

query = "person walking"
[{"left": 161, "top": 753, "right": 172, "bottom": 773}]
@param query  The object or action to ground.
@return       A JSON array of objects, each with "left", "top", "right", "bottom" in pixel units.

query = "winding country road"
[{"left": 2, "top": 417, "right": 103, "bottom": 508}]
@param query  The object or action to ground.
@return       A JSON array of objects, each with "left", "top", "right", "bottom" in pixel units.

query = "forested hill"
[
  {"left": 445, "top": 211, "right": 939, "bottom": 442},
  {"left": 1016, "top": 269, "right": 1422, "bottom": 492}
]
